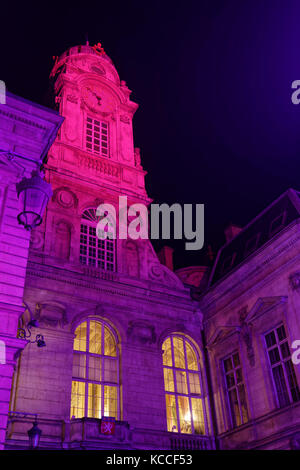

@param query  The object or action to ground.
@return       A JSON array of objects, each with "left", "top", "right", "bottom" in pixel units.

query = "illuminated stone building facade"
[
  {"left": 4, "top": 44, "right": 214, "bottom": 450},
  {"left": 1, "top": 43, "right": 300, "bottom": 450},
  {"left": 200, "top": 191, "right": 300, "bottom": 449},
  {"left": 0, "top": 94, "right": 63, "bottom": 450}
]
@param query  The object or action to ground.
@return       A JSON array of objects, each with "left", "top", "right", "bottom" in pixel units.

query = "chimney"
[
  {"left": 224, "top": 223, "right": 242, "bottom": 243},
  {"left": 158, "top": 246, "right": 174, "bottom": 271}
]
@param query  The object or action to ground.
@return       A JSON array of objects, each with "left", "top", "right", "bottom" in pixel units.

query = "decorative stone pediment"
[
  {"left": 207, "top": 325, "right": 239, "bottom": 349},
  {"left": 243, "top": 296, "right": 287, "bottom": 324}
]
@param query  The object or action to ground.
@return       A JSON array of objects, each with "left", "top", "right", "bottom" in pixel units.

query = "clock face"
[{"left": 82, "top": 85, "right": 115, "bottom": 113}]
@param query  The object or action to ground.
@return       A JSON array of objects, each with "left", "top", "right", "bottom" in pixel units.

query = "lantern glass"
[
  {"left": 16, "top": 171, "right": 52, "bottom": 231},
  {"left": 27, "top": 421, "right": 42, "bottom": 449}
]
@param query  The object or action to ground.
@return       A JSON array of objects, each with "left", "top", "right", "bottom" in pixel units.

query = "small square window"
[{"left": 86, "top": 117, "right": 109, "bottom": 157}]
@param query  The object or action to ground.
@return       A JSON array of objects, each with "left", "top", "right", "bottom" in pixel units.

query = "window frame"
[
  {"left": 70, "top": 318, "right": 120, "bottom": 420},
  {"left": 162, "top": 334, "right": 209, "bottom": 435},
  {"left": 222, "top": 351, "right": 249, "bottom": 429},
  {"left": 263, "top": 322, "right": 300, "bottom": 409},
  {"left": 79, "top": 208, "right": 116, "bottom": 272},
  {"left": 85, "top": 115, "right": 109, "bottom": 158}
]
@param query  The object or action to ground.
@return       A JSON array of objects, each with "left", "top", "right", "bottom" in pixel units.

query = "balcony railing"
[
  {"left": 6, "top": 415, "right": 215, "bottom": 450},
  {"left": 170, "top": 434, "right": 215, "bottom": 450}
]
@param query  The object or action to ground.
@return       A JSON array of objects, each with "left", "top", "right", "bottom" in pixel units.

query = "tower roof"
[
  {"left": 58, "top": 43, "right": 115, "bottom": 66},
  {"left": 50, "top": 43, "right": 120, "bottom": 85}
]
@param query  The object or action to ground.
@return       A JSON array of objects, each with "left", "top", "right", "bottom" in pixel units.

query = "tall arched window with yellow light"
[
  {"left": 162, "top": 335, "right": 207, "bottom": 434},
  {"left": 70, "top": 319, "right": 119, "bottom": 420}
]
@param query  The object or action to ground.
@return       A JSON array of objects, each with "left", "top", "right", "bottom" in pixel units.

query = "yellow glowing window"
[
  {"left": 162, "top": 335, "right": 207, "bottom": 435},
  {"left": 70, "top": 319, "right": 119, "bottom": 420}
]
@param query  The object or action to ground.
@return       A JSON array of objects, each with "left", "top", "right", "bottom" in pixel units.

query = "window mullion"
[
  {"left": 101, "top": 323, "right": 105, "bottom": 418},
  {"left": 183, "top": 339, "right": 194, "bottom": 434},
  {"left": 171, "top": 336, "right": 180, "bottom": 433},
  {"left": 277, "top": 334, "right": 293, "bottom": 403},
  {"left": 85, "top": 319, "right": 90, "bottom": 417},
  {"left": 234, "top": 367, "right": 243, "bottom": 425}
]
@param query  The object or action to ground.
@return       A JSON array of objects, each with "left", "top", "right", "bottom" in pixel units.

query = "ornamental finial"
[{"left": 92, "top": 42, "right": 105, "bottom": 55}]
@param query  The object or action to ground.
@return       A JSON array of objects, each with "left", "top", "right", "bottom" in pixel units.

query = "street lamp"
[
  {"left": 27, "top": 418, "right": 42, "bottom": 449},
  {"left": 16, "top": 170, "right": 53, "bottom": 231}
]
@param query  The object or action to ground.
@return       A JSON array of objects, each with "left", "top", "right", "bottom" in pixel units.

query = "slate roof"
[{"left": 209, "top": 189, "right": 300, "bottom": 286}]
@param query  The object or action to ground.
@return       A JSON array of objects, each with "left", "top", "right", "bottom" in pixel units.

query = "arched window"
[
  {"left": 79, "top": 208, "right": 116, "bottom": 271},
  {"left": 70, "top": 319, "right": 119, "bottom": 420},
  {"left": 162, "top": 335, "right": 207, "bottom": 435}
]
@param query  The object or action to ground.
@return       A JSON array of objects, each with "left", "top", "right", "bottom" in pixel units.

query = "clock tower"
[
  {"left": 48, "top": 42, "right": 148, "bottom": 201},
  {"left": 10, "top": 42, "right": 207, "bottom": 450}
]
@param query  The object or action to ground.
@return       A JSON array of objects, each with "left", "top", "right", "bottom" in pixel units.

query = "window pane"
[
  {"left": 104, "top": 386, "right": 117, "bottom": 418},
  {"left": 284, "top": 360, "right": 300, "bottom": 403},
  {"left": 185, "top": 342, "right": 198, "bottom": 370},
  {"left": 88, "top": 355, "right": 102, "bottom": 382},
  {"left": 89, "top": 321, "right": 102, "bottom": 354},
  {"left": 265, "top": 331, "right": 276, "bottom": 348},
  {"left": 224, "top": 357, "right": 233, "bottom": 373},
  {"left": 103, "top": 357, "right": 118, "bottom": 383},
  {"left": 272, "top": 365, "right": 290, "bottom": 407},
  {"left": 226, "top": 373, "right": 235, "bottom": 389},
  {"left": 189, "top": 372, "right": 201, "bottom": 395},
  {"left": 162, "top": 338, "right": 172, "bottom": 367},
  {"left": 268, "top": 347, "right": 280, "bottom": 365},
  {"left": 277, "top": 325, "right": 286, "bottom": 341},
  {"left": 228, "top": 388, "right": 241, "bottom": 427},
  {"left": 233, "top": 353, "right": 240, "bottom": 367},
  {"left": 191, "top": 398, "right": 205, "bottom": 434},
  {"left": 173, "top": 337, "right": 185, "bottom": 369},
  {"left": 176, "top": 370, "right": 188, "bottom": 394},
  {"left": 236, "top": 368, "right": 243, "bottom": 384},
  {"left": 104, "top": 326, "right": 116, "bottom": 356},
  {"left": 70, "top": 381, "right": 85, "bottom": 419},
  {"left": 178, "top": 396, "right": 192, "bottom": 434},
  {"left": 88, "top": 383, "right": 101, "bottom": 419},
  {"left": 280, "top": 342, "right": 290, "bottom": 359},
  {"left": 74, "top": 322, "right": 87, "bottom": 352},
  {"left": 73, "top": 353, "right": 86, "bottom": 379},
  {"left": 238, "top": 384, "right": 249, "bottom": 423},
  {"left": 166, "top": 394, "right": 178, "bottom": 432},
  {"left": 164, "top": 368, "right": 174, "bottom": 392}
]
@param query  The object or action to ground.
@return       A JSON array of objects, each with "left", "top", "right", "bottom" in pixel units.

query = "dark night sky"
[{"left": 2, "top": 0, "right": 300, "bottom": 269}]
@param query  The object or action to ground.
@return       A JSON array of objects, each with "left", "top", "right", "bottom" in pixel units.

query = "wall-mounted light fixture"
[
  {"left": 17, "top": 302, "right": 46, "bottom": 348},
  {"left": 16, "top": 170, "right": 53, "bottom": 231},
  {"left": 27, "top": 418, "right": 42, "bottom": 449},
  {"left": 8, "top": 412, "right": 42, "bottom": 449},
  {"left": 17, "top": 319, "right": 46, "bottom": 347}
]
